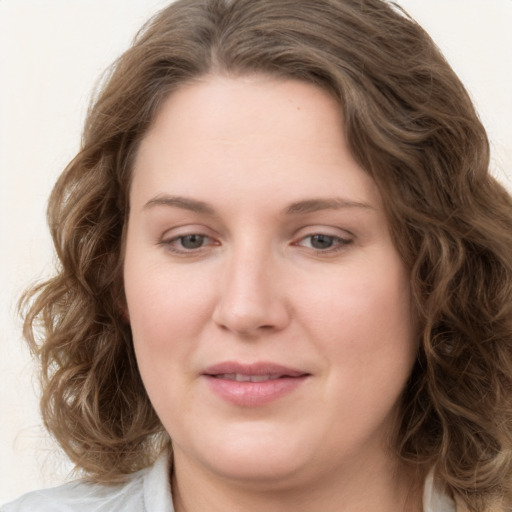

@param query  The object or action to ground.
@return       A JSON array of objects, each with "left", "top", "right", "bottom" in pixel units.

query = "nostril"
[{"left": 211, "top": 275, "right": 291, "bottom": 334}]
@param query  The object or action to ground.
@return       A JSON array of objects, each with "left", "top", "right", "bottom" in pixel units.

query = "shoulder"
[
  {"left": 1, "top": 451, "right": 174, "bottom": 512},
  {"left": 1, "top": 477, "right": 143, "bottom": 512}
]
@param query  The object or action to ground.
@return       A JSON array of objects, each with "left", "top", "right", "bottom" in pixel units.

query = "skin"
[{"left": 124, "top": 75, "right": 420, "bottom": 512}]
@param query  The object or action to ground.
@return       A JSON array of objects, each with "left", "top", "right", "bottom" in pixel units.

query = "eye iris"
[
  {"left": 310, "top": 234, "right": 334, "bottom": 249},
  {"left": 181, "top": 234, "right": 205, "bottom": 249}
]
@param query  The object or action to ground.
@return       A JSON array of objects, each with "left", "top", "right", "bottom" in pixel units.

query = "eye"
[
  {"left": 308, "top": 234, "right": 337, "bottom": 250},
  {"left": 295, "top": 233, "right": 352, "bottom": 253},
  {"left": 178, "top": 234, "right": 207, "bottom": 249},
  {"left": 160, "top": 233, "right": 218, "bottom": 254}
]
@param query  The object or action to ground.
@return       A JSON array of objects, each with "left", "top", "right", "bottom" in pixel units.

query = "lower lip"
[{"left": 204, "top": 375, "right": 308, "bottom": 407}]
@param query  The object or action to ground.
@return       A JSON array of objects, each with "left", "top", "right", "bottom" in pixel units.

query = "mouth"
[
  {"left": 203, "top": 361, "right": 308, "bottom": 380},
  {"left": 202, "top": 361, "right": 310, "bottom": 407},
  {"left": 212, "top": 373, "right": 288, "bottom": 382}
]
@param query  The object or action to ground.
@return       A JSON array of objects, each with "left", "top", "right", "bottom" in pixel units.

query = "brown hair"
[{"left": 20, "top": 0, "right": 512, "bottom": 509}]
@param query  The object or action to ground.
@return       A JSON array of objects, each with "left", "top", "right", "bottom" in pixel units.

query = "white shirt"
[
  {"left": 1, "top": 453, "right": 173, "bottom": 512},
  {"left": 1, "top": 452, "right": 456, "bottom": 512}
]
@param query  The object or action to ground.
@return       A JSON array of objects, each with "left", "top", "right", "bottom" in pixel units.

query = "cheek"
[
  {"left": 123, "top": 262, "right": 211, "bottom": 413},
  {"left": 304, "top": 261, "right": 413, "bottom": 342},
  {"left": 298, "top": 255, "right": 416, "bottom": 390},
  {"left": 124, "top": 260, "right": 216, "bottom": 359}
]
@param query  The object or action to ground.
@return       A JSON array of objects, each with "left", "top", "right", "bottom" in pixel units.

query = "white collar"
[
  {"left": 142, "top": 450, "right": 175, "bottom": 512},
  {"left": 422, "top": 470, "right": 457, "bottom": 512}
]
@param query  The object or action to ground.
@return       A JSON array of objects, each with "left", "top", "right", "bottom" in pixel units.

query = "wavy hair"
[{"left": 20, "top": 0, "right": 512, "bottom": 509}]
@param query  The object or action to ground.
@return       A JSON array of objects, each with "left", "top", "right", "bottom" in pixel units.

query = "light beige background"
[{"left": 1, "top": 0, "right": 511, "bottom": 504}]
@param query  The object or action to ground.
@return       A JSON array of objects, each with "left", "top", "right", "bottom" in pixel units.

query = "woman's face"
[{"left": 124, "top": 75, "right": 417, "bottom": 488}]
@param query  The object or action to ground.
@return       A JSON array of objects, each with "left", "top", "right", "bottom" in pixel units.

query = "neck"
[{"left": 171, "top": 453, "right": 423, "bottom": 512}]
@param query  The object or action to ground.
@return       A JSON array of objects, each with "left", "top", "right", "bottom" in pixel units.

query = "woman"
[{"left": 3, "top": 0, "right": 512, "bottom": 510}]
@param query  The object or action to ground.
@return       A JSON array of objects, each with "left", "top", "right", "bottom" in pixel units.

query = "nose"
[{"left": 212, "top": 247, "right": 291, "bottom": 336}]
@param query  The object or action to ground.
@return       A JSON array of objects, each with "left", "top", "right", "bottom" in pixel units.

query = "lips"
[
  {"left": 214, "top": 373, "right": 283, "bottom": 382},
  {"left": 202, "top": 361, "right": 310, "bottom": 407}
]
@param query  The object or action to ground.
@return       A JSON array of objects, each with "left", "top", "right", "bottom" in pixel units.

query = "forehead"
[
  {"left": 140, "top": 74, "right": 343, "bottom": 151},
  {"left": 131, "top": 74, "right": 381, "bottom": 212}
]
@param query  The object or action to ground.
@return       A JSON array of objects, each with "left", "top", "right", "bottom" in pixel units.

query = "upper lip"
[{"left": 203, "top": 361, "right": 309, "bottom": 378}]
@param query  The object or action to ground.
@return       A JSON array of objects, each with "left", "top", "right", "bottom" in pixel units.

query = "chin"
[
  {"left": 174, "top": 426, "right": 317, "bottom": 488},
  {"left": 206, "top": 453, "right": 311, "bottom": 488}
]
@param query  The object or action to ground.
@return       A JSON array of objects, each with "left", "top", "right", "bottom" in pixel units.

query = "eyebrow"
[
  {"left": 143, "top": 195, "right": 373, "bottom": 215},
  {"left": 144, "top": 195, "right": 215, "bottom": 215},
  {"left": 284, "top": 198, "right": 373, "bottom": 215}
]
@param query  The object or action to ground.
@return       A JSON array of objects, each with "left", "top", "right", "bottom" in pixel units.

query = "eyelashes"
[
  {"left": 293, "top": 234, "right": 352, "bottom": 253},
  {"left": 159, "top": 233, "right": 219, "bottom": 254},
  {"left": 159, "top": 231, "right": 353, "bottom": 257}
]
